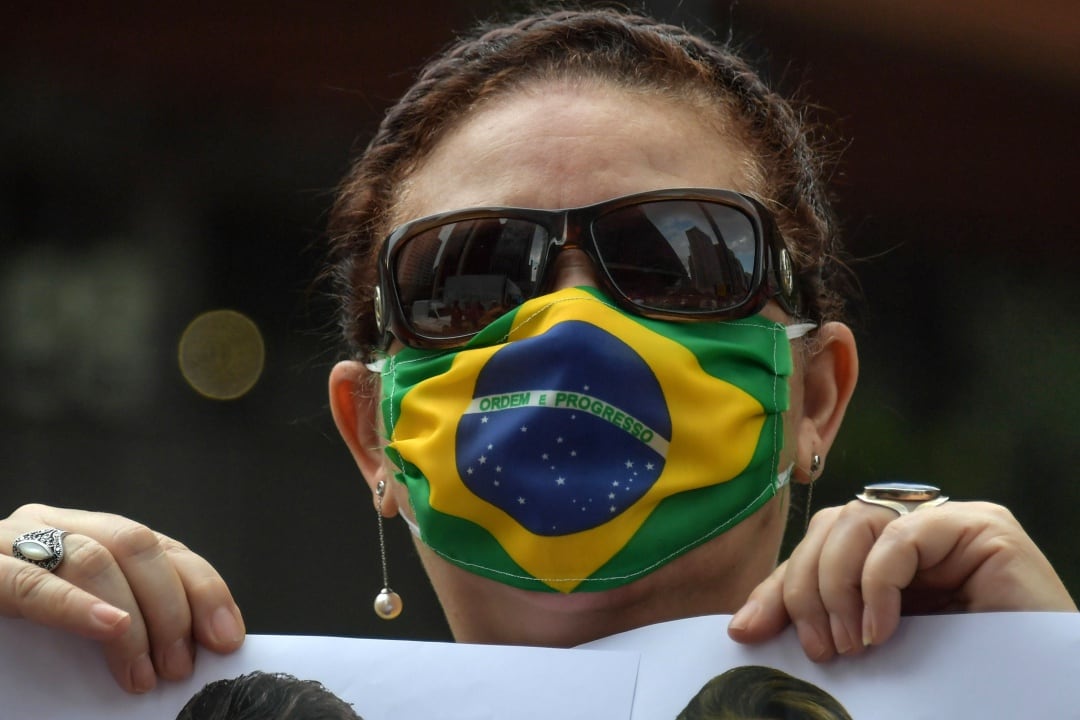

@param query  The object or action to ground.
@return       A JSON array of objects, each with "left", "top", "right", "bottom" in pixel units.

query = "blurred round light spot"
[{"left": 178, "top": 310, "right": 265, "bottom": 400}]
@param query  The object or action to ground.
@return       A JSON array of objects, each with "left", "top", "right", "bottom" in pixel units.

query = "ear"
[
  {"left": 328, "top": 360, "right": 399, "bottom": 517},
  {"left": 793, "top": 321, "right": 858, "bottom": 483}
]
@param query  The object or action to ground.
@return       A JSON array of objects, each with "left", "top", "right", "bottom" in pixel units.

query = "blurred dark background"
[{"left": 2, "top": 1, "right": 1078, "bottom": 642}]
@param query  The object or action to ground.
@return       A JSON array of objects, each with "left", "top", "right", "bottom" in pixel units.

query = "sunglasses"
[{"left": 374, "top": 188, "right": 802, "bottom": 350}]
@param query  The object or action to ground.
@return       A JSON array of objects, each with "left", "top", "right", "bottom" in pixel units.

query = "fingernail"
[
  {"left": 89, "top": 603, "right": 129, "bottom": 632},
  {"left": 728, "top": 601, "right": 759, "bottom": 632},
  {"left": 862, "top": 605, "right": 875, "bottom": 647},
  {"left": 211, "top": 605, "right": 244, "bottom": 646},
  {"left": 130, "top": 653, "right": 157, "bottom": 694},
  {"left": 829, "top": 613, "right": 853, "bottom": 654},
  {"left": 163, "top": 637, "right": 194, "bottom": 678},
  {"left": 796, "top": 621, "right": 828, "bottom": 661}
]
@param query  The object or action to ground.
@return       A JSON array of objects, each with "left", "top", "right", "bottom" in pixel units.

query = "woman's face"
[{"left": 340, "top": 80, "right": 844, "bottom": 647}]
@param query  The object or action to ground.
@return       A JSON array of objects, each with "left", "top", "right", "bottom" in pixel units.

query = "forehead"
[{"left": 392, "top": 80, "right": 758, "bottom": 226}]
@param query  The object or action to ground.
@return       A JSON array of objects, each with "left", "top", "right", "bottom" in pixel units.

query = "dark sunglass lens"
[
  {"left": 393, "top": 218, "right": 547, "bottom": 338},
  {"left": 592, "top": 200, "right": 757, "bottom": 312}
]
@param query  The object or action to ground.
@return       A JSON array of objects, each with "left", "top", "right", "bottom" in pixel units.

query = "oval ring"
[
  {"left": 12, "top": 528, "right": 69, "bottom": 572},
  {"left": 856, "top": 482, "right": 949, "bottom": 516}
]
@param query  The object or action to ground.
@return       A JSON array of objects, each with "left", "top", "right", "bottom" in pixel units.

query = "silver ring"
[
  {"left": 856, "top": 482, "right": 948, "bottom": 516},
  {"left": 12, "top": 528, "right": 69, "bottom": 572}
]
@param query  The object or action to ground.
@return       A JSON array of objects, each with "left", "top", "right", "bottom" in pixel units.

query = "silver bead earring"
[{"left": 373, "top": 480, "right": 403, "bottom": 620}]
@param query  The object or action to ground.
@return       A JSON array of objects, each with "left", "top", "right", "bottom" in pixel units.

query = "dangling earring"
[
  {"left": 804, "top": 454, "right": 821, "bottom": 532},
  {"left": 373, "top": 479, "right": 403, "bottom": 620}
]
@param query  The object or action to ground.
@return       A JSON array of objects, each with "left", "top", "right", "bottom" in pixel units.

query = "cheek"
[{"left": 781, "top": 371, "right": 806, "bottom": 463}]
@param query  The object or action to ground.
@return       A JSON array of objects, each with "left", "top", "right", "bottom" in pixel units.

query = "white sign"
[{"left": 3, "top": 612, "right": 1077, "bottom": 718}]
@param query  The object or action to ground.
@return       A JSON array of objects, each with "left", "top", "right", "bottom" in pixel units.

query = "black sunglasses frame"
[{"left": 374, "top": 187, "right": 802, "bottom": 351}]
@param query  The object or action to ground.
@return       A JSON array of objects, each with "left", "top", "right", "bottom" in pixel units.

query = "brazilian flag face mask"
[{"left": 370, "top": 287, "right": 806, "bottom": 593}]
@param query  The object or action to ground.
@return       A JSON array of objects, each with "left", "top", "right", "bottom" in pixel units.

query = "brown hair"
[{"left": 326, "top": 6, "right": 844, "bottom": 358}]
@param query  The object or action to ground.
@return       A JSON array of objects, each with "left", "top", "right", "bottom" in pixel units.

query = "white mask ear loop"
[
  {"left": 400, "top": 511, "right": 422, "bottom": 538},
  {"left": 775, "top": 462, "right": 795, "bottom": 492},
  {"left": 365, "top": 357, "right": 387, "bottom": 373},
  {"left": 786, "top": 322, "right": 817, "bottom": 340}
]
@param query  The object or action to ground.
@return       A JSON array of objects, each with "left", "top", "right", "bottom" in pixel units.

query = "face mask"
[{"left": 371, "top": 287, "right": 806, "bottom": 593}]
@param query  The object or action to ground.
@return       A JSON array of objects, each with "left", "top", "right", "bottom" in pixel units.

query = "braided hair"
[{"left": 327, "top": 7, "right": 845, "bottom": 358}]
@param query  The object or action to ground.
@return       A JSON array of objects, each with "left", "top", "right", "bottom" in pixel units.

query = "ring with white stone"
[
  {"left": 856, "top": 482, "right": 948, "bottom": 516},
  {"left": 12, "top": 528, "right": 69, "bottom": 572}
]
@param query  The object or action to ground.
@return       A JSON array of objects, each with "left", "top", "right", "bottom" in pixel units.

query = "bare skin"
[{"left": 0, "top": 80, "right": 1073, "bottom": 694}]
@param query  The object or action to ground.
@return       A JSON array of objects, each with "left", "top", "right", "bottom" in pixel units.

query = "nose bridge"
[
  {"left": 543, "top": 209, "right": 603, "bottom": 292},
  {"left": 547, "top": 207, "right": 582, "bottom": 249}
]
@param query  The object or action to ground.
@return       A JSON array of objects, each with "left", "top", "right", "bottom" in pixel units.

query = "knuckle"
[
  {"left": 842, "top": 498, "right": 900, "bottom": 533},
  {"left": 937, "top": 500, "right": 1020, "bottom": 534},
  {"left": 970, "top": 501, "right": 1018, "bottom": 526},
  {"left": 186, "top": 573, "right": 228, "bottom": 598},
  {"left": 981, "top": 531, "right": 1025, "bottom": 557},
  {"left": 159, "top": 535, "right": 192, "bottom": 555},
  {"left": 8, "top": 562, "right": 51, "bottom": 605},
  {"left": 64, "top": 538, "right": 117, "bottom": 579},
  {"left": 782, "top": 579, "right": 820, "bottom": 609},
  {"left": 844, "top": 498, "right": 881, "bottom": 517},
  {"left": 5, "top": 561, "right": 89, "bottom": 621},
  {"left": 9, "top": 503, "right": 49, "bottom": 521},
  {"left": 859, "top": 568, "right": 890, "bottom": 595},
  {"left": 46, "top": 578, "right": 85, "bottom": 616},
  {"left": 820, "top": 569, "right": 861, "bottom": 599},
  {"left": 875, "top": 517, "right": 912, "bottom": 544},
  {"left": 109, "top": 522, "right": 163, "bottom": 562},
  {"left": 806, "top": 505, "right": 840, "bottom": 531}
]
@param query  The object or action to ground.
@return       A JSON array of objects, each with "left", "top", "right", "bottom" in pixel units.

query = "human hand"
[
  {"left": 727, "top": 499, "right": 1077, "bottom": 661},
  {"left": 1, "top": 504, "right": 245, "bottom": 693}
]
